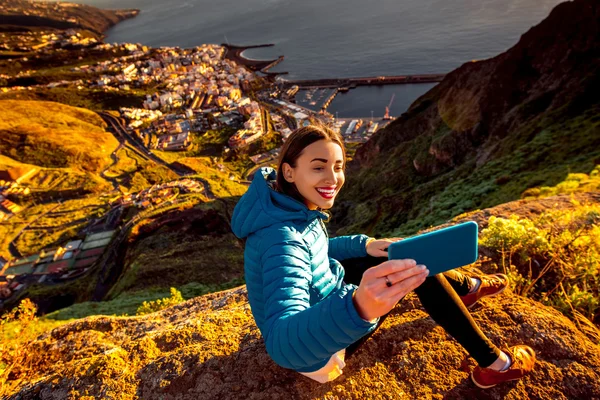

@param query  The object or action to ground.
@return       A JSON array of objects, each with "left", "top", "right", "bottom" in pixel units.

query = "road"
[
  {"left": 98, "top": 112, "right": 216, "bottom": 200},
  {"left": 100, "top": 141, "right": 124, "bottom": 192},
  {"left": 244, "top": 159, "right": 277, "bottom": 182}
]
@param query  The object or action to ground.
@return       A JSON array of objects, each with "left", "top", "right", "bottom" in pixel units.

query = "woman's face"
[{"left": 282, "top": 139, "right": 345, "bottom": 210}]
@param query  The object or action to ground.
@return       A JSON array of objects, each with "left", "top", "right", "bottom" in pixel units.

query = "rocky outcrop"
[{"left": 6, "top": 284, "right": 600, "bottom": 399}]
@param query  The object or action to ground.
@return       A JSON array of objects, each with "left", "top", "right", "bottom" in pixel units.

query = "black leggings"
[{"left": 342, "top": 255, "right": 501, "bottom": 367}]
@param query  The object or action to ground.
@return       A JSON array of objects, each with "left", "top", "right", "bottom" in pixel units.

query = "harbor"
[
  {"left": 223, "top": 43, "right": 443, "bottom": 118},
  {"left": 283, "top": 73, "right": 443, "bottom": 118},
  {"left": 333, "top": 117, "right": 393, "bottom": 143}
]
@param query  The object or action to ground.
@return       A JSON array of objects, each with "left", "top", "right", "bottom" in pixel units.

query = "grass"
[
  {"left": 173, "top": 157, "right": 247, "bottom": 197},
  {"left": 1, "top": 301, "right": 72, "bottom": 342},
  {"left": 0, "top": 197, "right": 64, "bottom": 257},
  {"left": 521, "top": 165, "right": 600, "bottom": 199},
  {"left": 128, "top": 163, "right": 179, "bottom": 193},
  {"left": 150, "top": 125, "right": 279, "bottom": 189},
  {"left": 152, "top": 128, "right": 235, "bottom": 163},
  {"left": 0, "top": 220, "right": 27, "bottom": 260},
  {"left": 479, "top": 198, "right": 600, "bottom": 325},
  {"left": 38, "top": 277, "right": 245, "bottom": 322},
  {"left": 110, "top": 232, "right": 243, "bottom": 296},
  {"left": 0, "top": 156, "right": 98, "bottom": 195},
  {"left": 0, "top": 163, "right": 113, "bottom": 259},
  {"left": 103, "top": 146, "right": 145, "bottom": 181},
  {"left": 0, "top": 86, "right": 156, "bottom": 111},
  {"left": 0, "top": 100, "right": 118, "bottom": 172},
  {"left": 107, "top": 199, "right": 243, "bottom": 298}
]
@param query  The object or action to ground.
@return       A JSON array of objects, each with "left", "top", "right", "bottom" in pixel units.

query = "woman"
[{"left": 230, "top": 124, "right": 535, "bottom": 388}]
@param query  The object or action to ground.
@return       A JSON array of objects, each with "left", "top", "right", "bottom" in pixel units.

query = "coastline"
[
  {"left": 0, "top": 2, "right": 140, "bottom": 39},
  {"left": 97, "top": 8, "right": 140, "bottom": 40}
]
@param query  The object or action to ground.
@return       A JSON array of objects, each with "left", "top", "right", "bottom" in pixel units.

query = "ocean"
[{"left": 78, "top": 0, "right": 564, "bottom": 117}]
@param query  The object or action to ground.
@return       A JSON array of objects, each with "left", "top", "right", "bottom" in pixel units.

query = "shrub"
[
  {"left": 521, "top": 165, "right": 600, "bottom": 199},
  {"left": 136, "top": 287, "right": 183, "bottom": 316},
  {"left": 479, "top": 215, "right": 551, "bottom": 263},
  {"left": 0, "top": 299, "right": 38, "bottom": 395},
  {"left": 479, "top": 204, "right": 600, "bottom": 325}
]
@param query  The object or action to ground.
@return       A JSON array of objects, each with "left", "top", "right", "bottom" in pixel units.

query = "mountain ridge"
[{"left": 333, "top": 0, "right": 600, "bottom": 238}]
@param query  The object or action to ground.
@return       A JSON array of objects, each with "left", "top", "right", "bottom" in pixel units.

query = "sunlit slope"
[{"left": 0, "top": 100, "right": 119, "bottom": 173}]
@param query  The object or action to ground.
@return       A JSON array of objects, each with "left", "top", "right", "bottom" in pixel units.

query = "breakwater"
[
  {"left": 222, "top": 43, "right": 287, "bottom": 75},
  {"left": 281, "top": 73, "right": 446, "bottom": 89}
]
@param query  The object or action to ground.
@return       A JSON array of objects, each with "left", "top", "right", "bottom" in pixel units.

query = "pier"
[
  {"left": 222, "top": 43, "right": 287, "bottom": 76},
  {"left": 280, "top": 73, "right": 446, "bottom": 89},
  {"left": 320, "top": 88, "right": 339, "bottom": 110}
]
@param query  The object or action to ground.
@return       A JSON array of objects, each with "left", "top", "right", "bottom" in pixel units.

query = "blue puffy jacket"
[{"left": 230, "top": 166, "right": 379, "bottom": 373}]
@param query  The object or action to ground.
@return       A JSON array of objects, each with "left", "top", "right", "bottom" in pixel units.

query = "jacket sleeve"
[
  {"left": 328, "top": 234, "right": 371, "bottom": 261},
  {"left": 261, "top": 230, "right": 378, "bottom": 372}
]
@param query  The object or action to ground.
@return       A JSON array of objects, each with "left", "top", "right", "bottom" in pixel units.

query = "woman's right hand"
[{"left": 352, "top": 259, "right": 428, "bottom": 321}]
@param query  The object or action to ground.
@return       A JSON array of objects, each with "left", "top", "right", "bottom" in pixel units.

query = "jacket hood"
[{"left": 231, "top": 166, "right": 329, "bottom": 239}]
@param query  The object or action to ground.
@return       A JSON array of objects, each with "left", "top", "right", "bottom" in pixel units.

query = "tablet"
[{"left": 387, "top": 221, "right": 479, "bottom": 277}]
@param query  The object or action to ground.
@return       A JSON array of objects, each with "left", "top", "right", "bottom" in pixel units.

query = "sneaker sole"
[
  {"left": 466, "top": 283, "right": 508, "bottom": 309},
  {"left": 471, "top": 372, "right": 497, "bottom": 388},
  {"left": 470, "top": 370, "right": 520, "bottom": 389}
]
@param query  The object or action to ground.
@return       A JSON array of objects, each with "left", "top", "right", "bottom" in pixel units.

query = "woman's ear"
[{"left": 282, "top": 163, "right": 294, "bottom": 183}]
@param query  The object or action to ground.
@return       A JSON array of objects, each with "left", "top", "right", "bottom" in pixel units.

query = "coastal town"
[
  {"left": 0, "top": 1, "right": 388, "bottom": 310},
  {"left": 2, "top": 35, "right": 387, "bottom": 153}
]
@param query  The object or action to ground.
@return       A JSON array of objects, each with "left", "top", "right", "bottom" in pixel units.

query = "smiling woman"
[
  {"left": 230, "top": 124, "right": 536, "bottom": 387},
  {"left": 276, "top": 125, "right": 346, "bottom": 210}
]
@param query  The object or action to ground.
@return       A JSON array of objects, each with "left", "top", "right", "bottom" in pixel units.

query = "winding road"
[
  {"left": 100, "top": 141, "right": 124, "bottom": 192},
  {"left": 98, "top": 112, "right": 216, "bottom": 200}
]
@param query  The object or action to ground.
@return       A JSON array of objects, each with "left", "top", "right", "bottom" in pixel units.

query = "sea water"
[{"left": 78, "top": 0, "right": 563, "bottom": 117}]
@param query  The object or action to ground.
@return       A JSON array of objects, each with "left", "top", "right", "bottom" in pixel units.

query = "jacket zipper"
[{"left": 319, "top": 217, "right": 329, "bottom": 240}]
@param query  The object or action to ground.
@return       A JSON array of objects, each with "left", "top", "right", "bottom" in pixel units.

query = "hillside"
[
  {"left": 0, "top": 100, "right": 118, "bottom": 172},
  {"left": 1, "top": 0, "right": 599, "bottom": 396},
  {"left": 98, "top": 197, "right": 244, "bottom": 300},
  {"left": 332, "top": 0, "right": 600, "bottom": 238},
  {"left": 0, "top": 0, "right": 138, "bottom": 36},
  {"left": 3, "top": 282, "right": 600, "bottom": 399}
]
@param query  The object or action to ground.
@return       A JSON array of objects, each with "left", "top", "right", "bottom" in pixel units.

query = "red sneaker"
[
  {"left": 471, "top": 345, "right": 536, "bottom": 388},
  {"left": 460, "top": 273, "right": 509, "bottom": 309}
]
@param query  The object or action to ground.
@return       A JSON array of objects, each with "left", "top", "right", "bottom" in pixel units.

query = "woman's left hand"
[{"left": 366, "top": 237, "right": 404, "bottom": 257}]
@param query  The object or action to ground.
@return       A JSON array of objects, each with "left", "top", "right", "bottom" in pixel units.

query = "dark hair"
[{"left": 275, "top": 123, "right": 346, "bottom": 219}]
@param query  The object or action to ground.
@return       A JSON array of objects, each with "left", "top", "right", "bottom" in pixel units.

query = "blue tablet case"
[{"left": 387, "top": 221, "right": 479, "bottom": 276}]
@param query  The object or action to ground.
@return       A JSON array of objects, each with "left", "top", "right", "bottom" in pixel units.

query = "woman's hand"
[
  {"left": 366, "top": 237, "right": 404, "bottom": 257},
  {"left": 353, "top": 259, "right": 428, "bottom": 321}
]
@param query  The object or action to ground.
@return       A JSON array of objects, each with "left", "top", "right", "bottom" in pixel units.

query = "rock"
[{"left": 6, "top": 286, "right": 600, "bottom": 399}]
